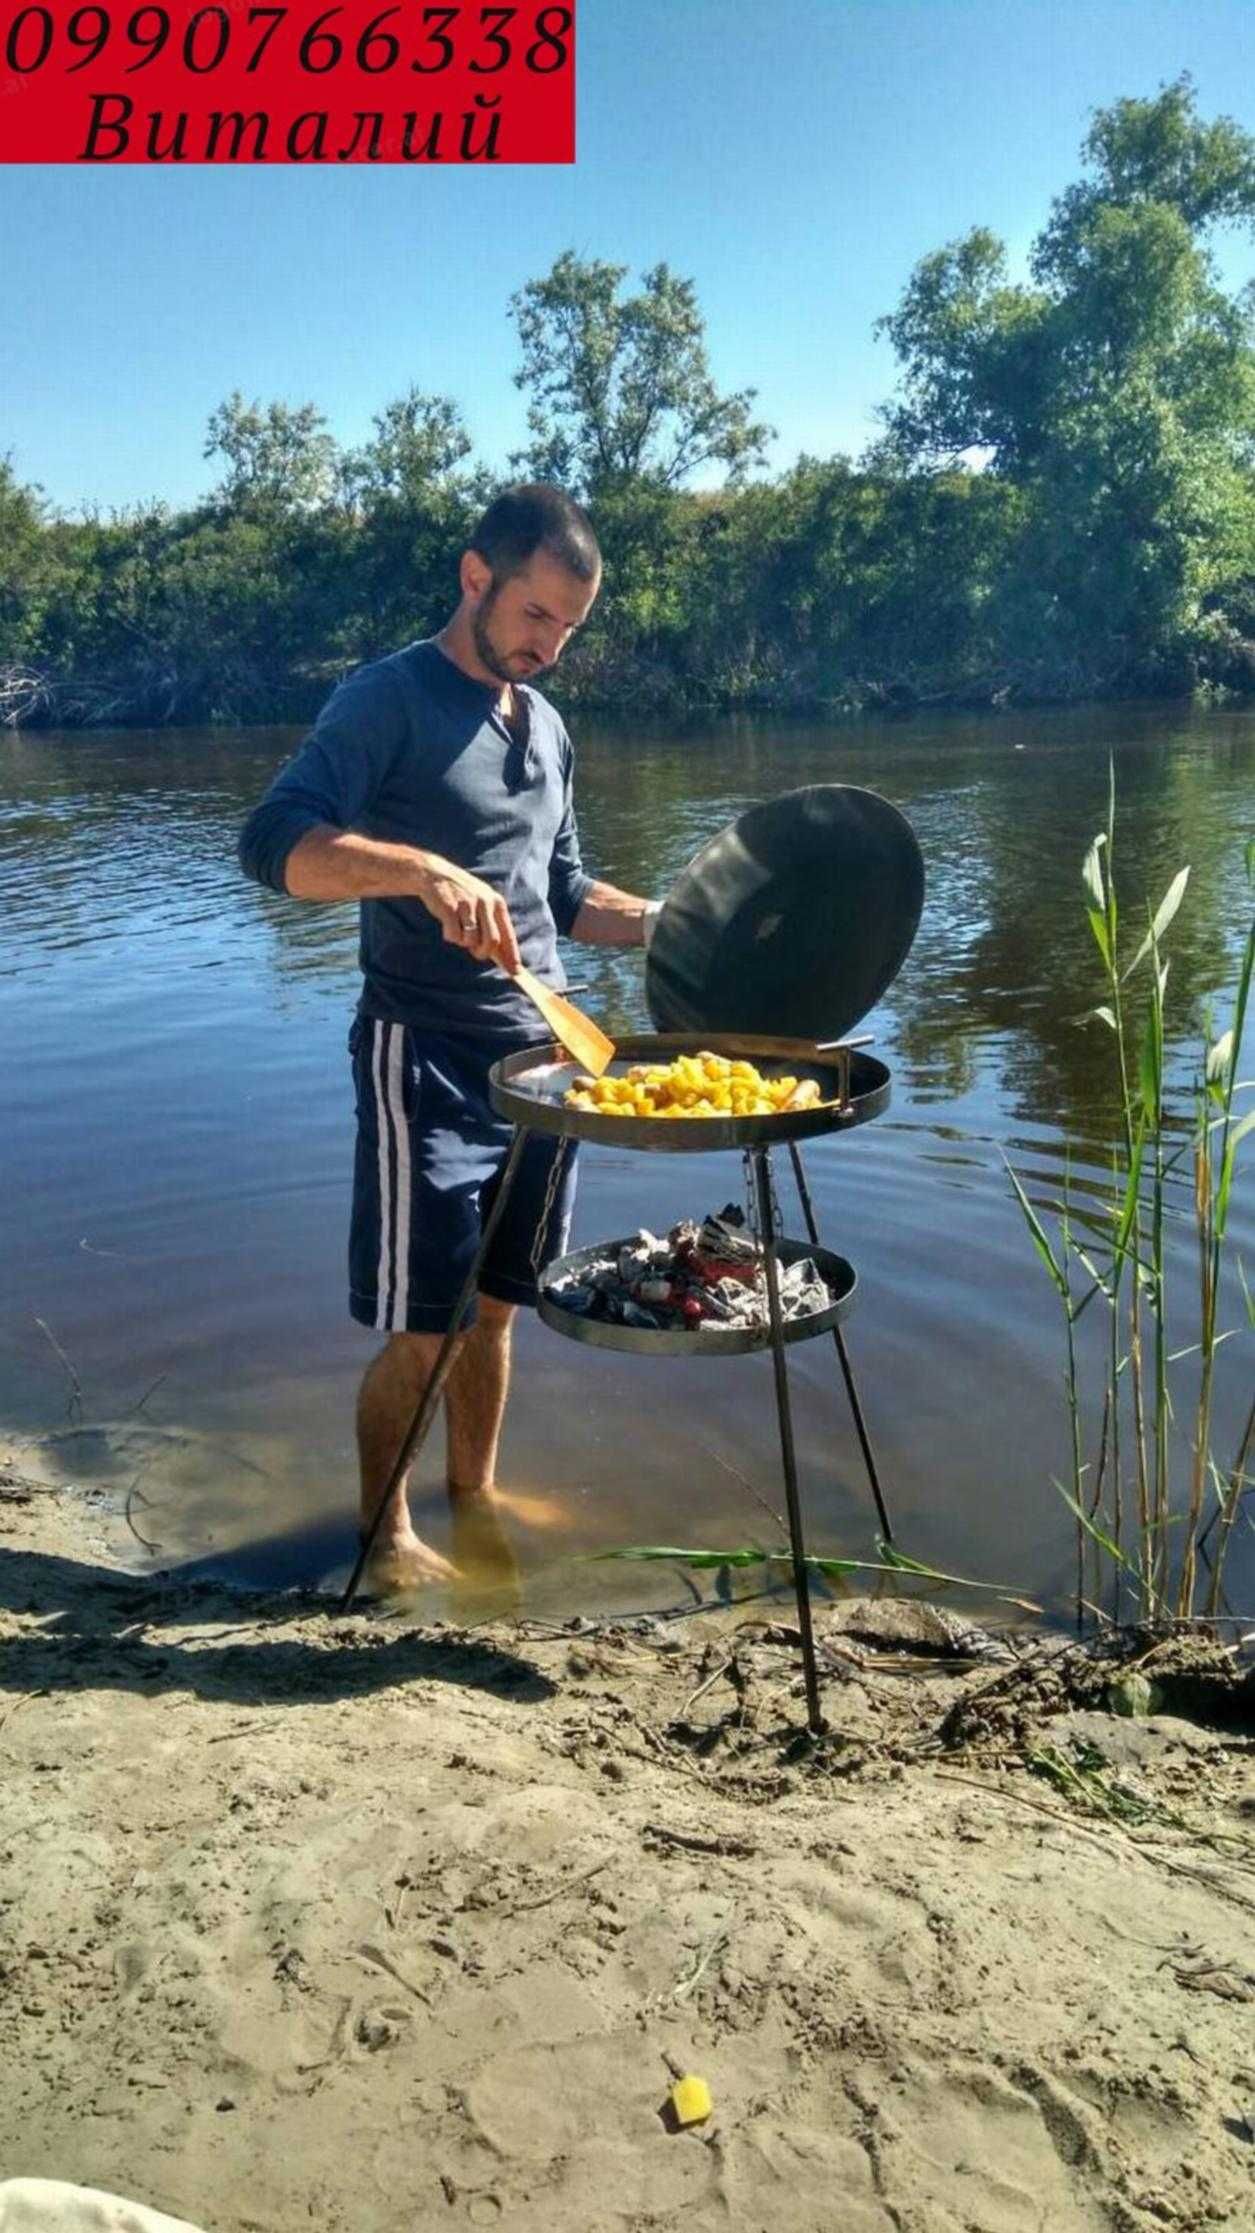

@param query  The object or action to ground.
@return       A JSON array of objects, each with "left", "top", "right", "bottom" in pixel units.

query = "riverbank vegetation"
[
  {"left": 4, "top": 79, "right": 1254, "bottom": 729},
  {"left": 1008, "top": 797, "right": 1254, "bottom": 1631}
]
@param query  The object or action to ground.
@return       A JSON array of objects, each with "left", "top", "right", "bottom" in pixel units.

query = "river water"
[{"left": 3, "top": 701, "right": 1252, "bottom": 1624}]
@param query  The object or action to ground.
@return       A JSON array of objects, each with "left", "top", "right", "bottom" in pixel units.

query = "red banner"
[{"left": 0, "top": 0, "right": 574, "bottom": 161}]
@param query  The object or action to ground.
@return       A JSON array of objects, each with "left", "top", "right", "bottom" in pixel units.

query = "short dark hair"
[{"left": 468, "top": 483, "right": 600, "bottom": 586}]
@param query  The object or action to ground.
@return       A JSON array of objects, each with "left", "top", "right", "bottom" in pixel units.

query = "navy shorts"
[{"left": 348, "top": 1016, "right": 578, "bottom": 1334}]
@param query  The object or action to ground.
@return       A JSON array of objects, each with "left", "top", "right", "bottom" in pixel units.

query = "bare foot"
[
  {"left": 364, "top": 1528, "right": 457, "bottom": 1596},
  {"left": 449, "top": 1490, "right": 522, "bottom": 1620},
  {"left": 476, "top": 1484, "right": 568, "bottom": 1531}
]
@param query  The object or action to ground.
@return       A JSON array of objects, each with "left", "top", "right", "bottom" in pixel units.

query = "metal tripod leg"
[
  {"left": 339, "top": 1126, "right": 531, "bottom": 1614},
  {"left": 752, "top": 1147, "right": 824, "bottom": 1737},
  {"left": 787, "top": 1139, "right": 895, "bottom": 1544}
]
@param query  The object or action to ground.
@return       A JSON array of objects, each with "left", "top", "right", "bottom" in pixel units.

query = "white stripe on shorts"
[
  {"left": 371, "top": 1021, "right": 392, "bottom": 1330},
  {"left": 385, "top": 1025, "right": 412, "bottom": 1331}
]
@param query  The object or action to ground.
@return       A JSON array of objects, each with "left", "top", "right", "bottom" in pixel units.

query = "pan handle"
[{"left": 811, "top": 1032, "right": 873, "bottom": 1113}]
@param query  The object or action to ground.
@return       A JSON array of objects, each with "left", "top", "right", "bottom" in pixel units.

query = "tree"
[
  {"left": 338, "top": 387, "right": 473, "bottom": 510},
  {"left": 875, "top": 79, "right": 1255, "bottom": 476},
  {"left": 509, "top": 252, "right": 773, "bottom": 496},
  {"left": 204, "top": 391, "right": 342, "bottom": 514},
  {"left": 872, "top": 79, "right": 1255, "bottom": 688},
  {"left": 0, "top": 455, "right": 51, "bottom": 664}
]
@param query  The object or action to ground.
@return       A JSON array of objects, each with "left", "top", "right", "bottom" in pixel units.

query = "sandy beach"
[{"left": 1, "top": 1455, "right": 1253, "bottom": 2233}]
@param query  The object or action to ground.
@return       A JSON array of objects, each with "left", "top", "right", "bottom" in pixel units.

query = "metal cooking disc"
[
  {"left": 645, "top": 784, "right": 924, "bottom": 1041},
  {"left": 489, "top": 1034, "right": 891, "bottom": 1152}
]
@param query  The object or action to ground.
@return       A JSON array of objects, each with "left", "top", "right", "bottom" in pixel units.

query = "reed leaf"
[
  {"left": 1051, "top": 1479, "right": 1129, "bottom": 1569},
  {"left": 592, "top": 1542, "right": 1039, "bottom": 1606},
  {"left": 876, "top": 1541, "right": 1039, "bottom": 1604},
  {"left": 1087, "top": 908, "right": 1112, "bottom": 966},
  {"left": 1167, "top": 1329, "right": 1238, "bottom": 1363},
  {"left": 1216, "top": 1108, "right": 1255, "bottom": 1238},
  {"left": 1207, "top": 1030, "right": 1234, "bottom": 1083},
  {"left": 1082, "top": 836, "right": 1107, "bottom": 911},
  {"left": 1123, "top": 866, "right": 1189, "bottom": 981},
  {"left": 592, "top": 1546, "right": 764, "bottom": 1568},
  {"left": 1003, "top": 1159, "right": 1068, "bottom": 1298},
  {"left": 1073, "top": 1247, "right": 1111, "bottom": 1290}
]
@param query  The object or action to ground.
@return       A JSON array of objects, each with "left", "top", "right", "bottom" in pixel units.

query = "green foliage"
[
  {"left": 4, "top": 86, "right": 1255, "bottom": 725},
  {"left": 338, "top": 388, "right": 475, "bottom": 512},
  {"left": 1006, "top": 785, "right": 1254, "bottom": 1627},
  {"left": 874, "top": 77, "right": 1255, "bottom": 696},
  {"left": 508, "top": 251, "right": 773, "bottom": 496},
  {"left": 204, "top": 391, "right": 341, "bottom": 515}
]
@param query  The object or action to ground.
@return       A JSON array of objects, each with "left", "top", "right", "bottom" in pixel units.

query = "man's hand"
[{"left": 414, "top": 854, "right": 521, "bottom": 974}]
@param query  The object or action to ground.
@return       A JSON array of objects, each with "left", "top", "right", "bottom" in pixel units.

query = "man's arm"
[
  {"left": 569, "top": 880, "right": 658, "bottom": 949},
  {"left": 238, "top": 663, "right": 520, "bottom": 971},
  {"left": 284, "top": 825, "right": 521, "bottom": 972},
  {"left": 546, "top": 736, "right": 657, "bottom": 950}
]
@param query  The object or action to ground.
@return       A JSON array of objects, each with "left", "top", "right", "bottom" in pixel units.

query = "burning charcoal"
[
  {"left": 698, "top": 1212, "right": 759, "bottom": 1264},
  {"left": 668, "top": 1219, "right": 702, "bottom": 1255},
  {"left": 542, "top": 1209, "right": 836, "bottom": 1336},
  {"left": 779, "top": 1259, "right": 830, "bottom": 1321},
  {"left": 706, "top": 1278, "right": 765, "bottom": 1324},
  {"left": 617, "top": 1236, "right": 658, "bottom": 1282}
]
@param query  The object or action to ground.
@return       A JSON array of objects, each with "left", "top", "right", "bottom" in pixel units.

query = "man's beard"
[{"left": 471, "top": 587, "right": 544, "bottom": 683}]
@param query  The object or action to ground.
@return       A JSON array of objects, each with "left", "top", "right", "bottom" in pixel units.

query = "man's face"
[{"left": 467, "top": 548, "right": 600, "bottom": 684}]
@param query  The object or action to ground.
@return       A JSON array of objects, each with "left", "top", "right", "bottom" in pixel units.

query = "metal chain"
[
  {"left": 766, "top": 1149, "right": 784, "bottom": 1243},
  {"left": 529, "top": 1132, "right": 572, "bottom": 1278},
  {"left": 742, "top": 1147, "right": 759, "bottom": 1242},
  {"left": 742, "top": 1145, "right": 781, "bottom": 1315},
  {"left": 742, "top": 1145, "right": 784, "bottom": 1246}
]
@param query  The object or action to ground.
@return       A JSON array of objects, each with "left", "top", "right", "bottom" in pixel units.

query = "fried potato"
[{"left": 563, "top": 1054, "right": 828, "bottom": 1120}]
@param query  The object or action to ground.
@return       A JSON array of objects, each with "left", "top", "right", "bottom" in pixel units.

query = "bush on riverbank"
[
  {"left": 5, "top": 449, "right": 1252, "bottom": 730},
  {"left": 5, "top": 80, "right": 1254, "bottom": 729}
]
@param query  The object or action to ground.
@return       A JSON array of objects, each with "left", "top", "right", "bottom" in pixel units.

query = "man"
[{"left": 239, "top": 484, "right": 655, "bottom": 1592}]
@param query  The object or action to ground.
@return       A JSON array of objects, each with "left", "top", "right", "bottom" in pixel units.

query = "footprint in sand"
[{"left": 868, "top": 2058, "right": 1109, "bottom": 2232}]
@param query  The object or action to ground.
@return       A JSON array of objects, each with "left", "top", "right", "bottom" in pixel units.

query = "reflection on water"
[{"left": 2, "top": 700, "right": 1252, "bottom": 1621}]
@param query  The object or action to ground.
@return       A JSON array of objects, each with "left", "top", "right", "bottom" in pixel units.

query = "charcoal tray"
[{"left": 537, "top": 1235, "right": 857, "bottom": 1357}]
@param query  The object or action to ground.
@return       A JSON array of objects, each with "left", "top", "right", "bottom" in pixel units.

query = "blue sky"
[{"left": 4, "top": 0, "right": 1253, "bottom": 514}]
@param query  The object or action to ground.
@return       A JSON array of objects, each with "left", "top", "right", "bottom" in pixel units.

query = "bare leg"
[
  {"left": 444, "top": 1295, "right": 567, "bottom": 1534},
  {"left": 444, "top": 1292, "right": 515, "bottom": 1494},
  {"left": 356, "top": 1332, "right": 458, "bottom": 1590},
  {"left": 443, "top": 1295, "right": 522, "bottom": 1612}
]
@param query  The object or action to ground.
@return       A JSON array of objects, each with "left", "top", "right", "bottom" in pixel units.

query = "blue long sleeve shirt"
[{"left": 239, "top": 637, "right": 594, "bottom": 1043}]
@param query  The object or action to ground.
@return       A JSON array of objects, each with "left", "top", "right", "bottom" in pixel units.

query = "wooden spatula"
[{"left": 513, "top": 963, "right": 616, "bottom": 1076}]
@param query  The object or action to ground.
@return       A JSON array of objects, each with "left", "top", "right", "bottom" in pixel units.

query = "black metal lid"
[{"left": 644, "top": 784, "right": 924, "bottom": 1041}]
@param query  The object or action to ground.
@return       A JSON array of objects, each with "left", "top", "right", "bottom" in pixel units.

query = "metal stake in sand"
[
  {"left": 752, "top": 1146, "right": 825, "bottom": 1737},
  {"left": 339, "top": 1127, "right": 530, "bottom": 1615}
]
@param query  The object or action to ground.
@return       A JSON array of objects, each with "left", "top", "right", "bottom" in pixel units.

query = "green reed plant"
[
  {"left": 591, "top": 1541, "right": 1038, "bottom": 1614},
  {"left": 1009, "top": 770, "right": 1254, "bottom": 1629}
]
